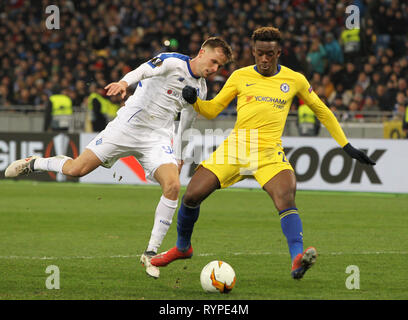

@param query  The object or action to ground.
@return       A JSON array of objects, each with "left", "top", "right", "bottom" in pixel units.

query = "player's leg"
[
  {"left": 262, "top": 169, "right": 317, "bottom": 279},
  {"left": 61, "top": 125, "right": 126, "bottom": 177},
  {"left": 150, "top": 166, "right": 220, "bottom": 267},
  {"left": 33, "top": 148, "right": 101, "bottom": 177},
  {"left": 154, "top": 163, "right": 181, "bottom": 200},
  {"left": 4, "top": 125, "right": 123, "bottom": 179},
  {"left": 59, "top": 148, "right": 102, "bottom": 177},
  {"left": 151, "top": 138, "right": 245, "bottom": 268},
  {"left": 262, "top": 169, "right": 297, "bottom": 211},
  {"left": 176, "top": 166, "right": 220, "bottom": 249},
  {"left": 263, "top": 169, "right": 302, "bottom": 259},
  {"left": 4, "top": 148, "right": 101, "bottom": 178},
  {"left": 175, "top": 138, "right": 235, "bottom": 252},
  {"left": 139, "top": 163, "right": 180, "bottom": 278},
  {"left": 146, "top": 163, "right": 180, "bottom": 254}
]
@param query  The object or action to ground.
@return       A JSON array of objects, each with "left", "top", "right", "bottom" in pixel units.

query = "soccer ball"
[{"left": 200, "top": 260, "right": 236, "bottom": 293}]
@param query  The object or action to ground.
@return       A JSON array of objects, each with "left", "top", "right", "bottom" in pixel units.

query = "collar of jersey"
[
  {"left": 254, "top": 64, "right": 281, "bottom": 77},
  {"left": 187, "top": 59, "right": 200, "bottom": 79}
]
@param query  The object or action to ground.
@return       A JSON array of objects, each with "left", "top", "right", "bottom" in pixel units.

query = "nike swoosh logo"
[{"left": 246, "top": 83, "right": 256, "bottom": 87}]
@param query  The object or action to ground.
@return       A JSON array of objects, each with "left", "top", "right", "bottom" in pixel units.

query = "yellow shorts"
[{"left": 201, "top": 140, "right": 293, "bottom": 189}]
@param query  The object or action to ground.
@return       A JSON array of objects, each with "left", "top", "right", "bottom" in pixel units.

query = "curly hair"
[
  {"left": 251, "top": 27, "right": 282, "bottom": 44},
  {"left": 201, "top": 37, "right": 233, "bottom": 63}
]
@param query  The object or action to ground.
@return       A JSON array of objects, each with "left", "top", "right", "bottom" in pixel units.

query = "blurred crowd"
[{"left": 0, "top": 0, "right": 407, "bottom": 122}]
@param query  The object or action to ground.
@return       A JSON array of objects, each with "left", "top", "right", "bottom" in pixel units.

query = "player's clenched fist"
[
  {"left": 182, "top": 85, "right": 197, "bottom": 104},
  {"left": 343, "top": 143, "right": 376, "bottom": 165},
  {"left": 104, "top": 81, "right": 128, "bottom": 99}
]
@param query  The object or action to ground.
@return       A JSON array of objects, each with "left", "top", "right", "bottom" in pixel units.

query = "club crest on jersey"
[{"left": 280, "top": 83, "right": 290, "bottom": 93}]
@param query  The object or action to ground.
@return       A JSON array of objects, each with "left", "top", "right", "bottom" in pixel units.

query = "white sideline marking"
[{"left": 0, "top": 251, "right": 406, "bottom": 260}]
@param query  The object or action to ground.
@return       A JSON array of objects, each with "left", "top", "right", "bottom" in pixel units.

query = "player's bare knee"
[
  {"left": 275, "top": 190, "right": 296, "bottom": 211},
  {"left": 183, "top": 190, "right": 202, "bottom": 208},
  {"left": 162, "top": 179, "right": 181, "bottom": 199},
  {"left": 64, "top": 168, "right": 79, "bottom": 177},
  {"left": 63, "top": 165, "right": 87, "bottom": 177}
]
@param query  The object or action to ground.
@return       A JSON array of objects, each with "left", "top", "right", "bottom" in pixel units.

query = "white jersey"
[
  {"left": 117, "top": 52, "right": 207, "bottom": 134},
  {"left": 86, "top": 52, "right": 206, "bottom": 177}
]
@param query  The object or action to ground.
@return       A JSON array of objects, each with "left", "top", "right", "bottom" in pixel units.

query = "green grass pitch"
[{"left": 0, "top": 180, "right": 407, "bottom": 300}]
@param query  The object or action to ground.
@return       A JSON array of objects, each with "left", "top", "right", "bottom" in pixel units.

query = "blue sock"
[
  {"left": 279, "top": 207, "right": 303, "bottom": 262},
  {"left": 176, "top": 199, "right": 200, "bottom": 251}
]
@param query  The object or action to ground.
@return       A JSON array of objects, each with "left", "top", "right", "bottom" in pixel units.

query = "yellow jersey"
[{"left": 193, "top": 64, "right": 348, "bottom": 149}]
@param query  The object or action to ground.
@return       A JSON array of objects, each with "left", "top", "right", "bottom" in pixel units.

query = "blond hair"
[{"left": 201, "top": 37, "right": 233, "bottom": 63}]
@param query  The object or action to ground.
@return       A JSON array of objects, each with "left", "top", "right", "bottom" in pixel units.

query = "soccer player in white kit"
[{"left": 5, "top": 37, "right": 232, "bottom": 279}]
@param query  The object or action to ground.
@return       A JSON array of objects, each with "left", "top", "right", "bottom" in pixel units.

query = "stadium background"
[
  {"left": 0, "top": 0, "right": 407, "bottom": 302},
  {"left": 0, "top": 0, "right": 407, "bottom": 121},
  {"left": 0, "top": 0, "right": 407, "bottom": 191}
]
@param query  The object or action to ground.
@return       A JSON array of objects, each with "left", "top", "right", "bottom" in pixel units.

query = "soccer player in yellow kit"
[{"left": 152, "top": 27, "right": 375, "bottom": 279}]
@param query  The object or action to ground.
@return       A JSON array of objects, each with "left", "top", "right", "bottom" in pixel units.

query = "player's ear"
[
  {"left": 251, "top": 46, "right": 256, "bottom": 57},
  {"left": 198, "top": 48, "right": 205, "bottom": 58}
]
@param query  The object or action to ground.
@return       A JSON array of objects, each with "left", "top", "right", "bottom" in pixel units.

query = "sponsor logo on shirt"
[
  {"left": 308, "top": 86, "right": 313, "bottom": 93},
  {"left": 245, "top": 95, "right": 287, "bottom": 109},
  {"left": 166, "top": 88, "right": 181, "bottom": 99},
  {"left": 167, "top": 87, "right": 200, "bottom": 101}
]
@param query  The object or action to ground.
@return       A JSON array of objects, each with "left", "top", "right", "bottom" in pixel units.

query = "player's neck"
[
  {"left": 189, "top": 58, "right": 201, "bottom": 78},
  {"left": 256, "top": 64, "right": 279, "bottom": 77}
]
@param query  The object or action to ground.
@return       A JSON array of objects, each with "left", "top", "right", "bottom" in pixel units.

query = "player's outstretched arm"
[
  {"left": 343, "top": 143, "right": 376, "bottom": 165},
  {"left": 182, "top": 71, "right": 238, "bottom": 119},
  {"left": 296, "top": 76, "right": 376, "bottom": 166},
  {"left": 300, "top": 94, "right": 376, "bottom": 166},
  {"left": 305, "top": 98, "right": 376, "bottom": 166},
  {"left": 104, "top": 81, "right": 128, "bottom": 99},
  {"left": 182, "top": 85, "right": 232, "bottom": 119},
  {"left": 105, "top": 55, "right": 170, "bottom": 100}
]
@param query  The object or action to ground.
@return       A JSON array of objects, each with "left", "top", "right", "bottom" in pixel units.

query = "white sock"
[
  {"left": 146, "top": 195, "right": 178, "bottom": 253},
  {"left": 34, "top": 156, "right": 71, "bottom": 174}
]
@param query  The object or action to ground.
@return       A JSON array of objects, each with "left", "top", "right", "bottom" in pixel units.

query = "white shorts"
[{"left": 86, "top": 120, "right": 177, "bottom": 182}]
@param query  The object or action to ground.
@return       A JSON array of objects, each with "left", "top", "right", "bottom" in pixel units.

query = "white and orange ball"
[{"left": 200, "top": 260, "right": 236, "bottom": 293}]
